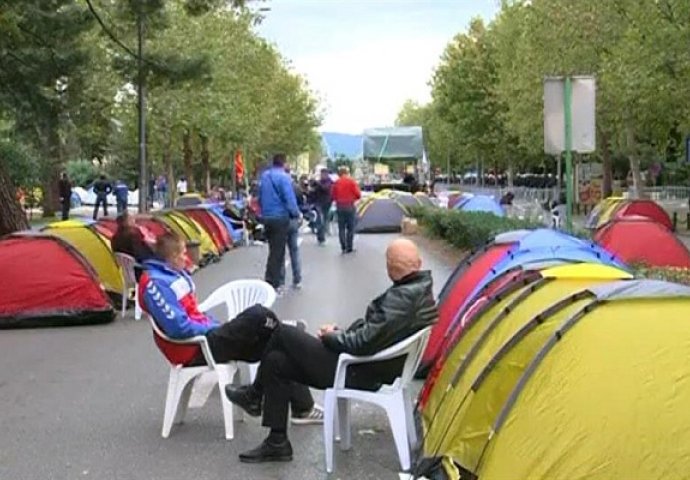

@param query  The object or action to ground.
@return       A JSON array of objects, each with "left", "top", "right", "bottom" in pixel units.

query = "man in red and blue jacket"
[{"left": 139, "top": 233, "right": 320, "bottom": 419}]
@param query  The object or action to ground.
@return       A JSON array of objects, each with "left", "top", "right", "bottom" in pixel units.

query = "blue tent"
[
  {"left": 454, "top": 195, "right": 505, "bottom": 217},
  {"left": 205, "top": 204, "right": 244, "bottom": 244},
  {"left": 447, "top": 228, "right": 626, "bottom": 333},
  {"left": 321, "top": 132, "right": 363, "bottom": 160}
]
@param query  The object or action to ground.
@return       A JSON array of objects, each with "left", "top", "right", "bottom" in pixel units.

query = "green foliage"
[
  {"left": 631, "top": 264, "right": 690, "bottom": 286},
  {"left": 0, "top": 140, "right": 40, "bottom": 188},
  {"left": 409, "top": 207, "right": 541, "bottom": 250},
  {"left": 65, "top": 160, "right": 100, "bottom": 187}
]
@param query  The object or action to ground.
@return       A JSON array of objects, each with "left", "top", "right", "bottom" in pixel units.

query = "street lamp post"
[{"left": 137, "top": 13, "right": 148, "bottom": 213}]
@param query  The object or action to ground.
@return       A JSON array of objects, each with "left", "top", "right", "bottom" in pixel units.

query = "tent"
[
  {"left": 41, "top": 220, "right": 124, "bottom": 296},
  {"left": 414, "top": 192, "right": 436, "bottom": 207},
  {"left": 363, "top": 126, "right": 424, "bottom": 161},
  {"left": 179, "top": 207, "right": 232, "bottom": 252},
  {"left": 0, "top": 234, "right": 114, "bottom": 328},
  {"left": 321, "top": 132, "right": 363, "bottom": 160},
  {"left": 453, "top": 195, "right": 505, "bottom": 217},
  {"left": 421, "top": 229, "right": 625, "bottom": 373},
  {"left": 594, "top": 217, "right": 690, "bottom": 267},
  {"left": 207, "top": 204, "right": 244, "bottom": 244},
  {"left": 155, "top": 211, "right": 219, "bottom": 263},
  {"left": 355, "top": 197, "right": 408, "bottom": 233},
  {"left": 417, "top": 275, "right": 690, "bottom": 480},
  {"left": 586, "top": 197, "right": 672, "bottom": 230},
  {"left": 176, "top": 193, "right": 206, "bottom": 207}
]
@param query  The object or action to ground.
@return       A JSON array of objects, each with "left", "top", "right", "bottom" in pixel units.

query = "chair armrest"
[{"left": 165, "top": 334, "right": 216, "bottom": 368}]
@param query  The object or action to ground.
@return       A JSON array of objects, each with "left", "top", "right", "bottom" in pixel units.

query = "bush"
[
  {"left": 631, "top": 263, "right": 690, "bottom": 286},
  {"left": 409, "top": 206, "right": 542, "bottom": 250}
]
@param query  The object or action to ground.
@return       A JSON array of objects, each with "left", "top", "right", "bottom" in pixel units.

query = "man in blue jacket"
[{"left": 258, "top": 154, "right": 301, "bottom": 289}]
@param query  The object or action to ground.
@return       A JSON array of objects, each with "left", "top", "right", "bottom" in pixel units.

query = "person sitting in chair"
[
  {"left": 139, "top": 233, "right": 322, "bottom": 420},
  {"left": 225, "top": 238, "right": 438, "bottom": 463}
]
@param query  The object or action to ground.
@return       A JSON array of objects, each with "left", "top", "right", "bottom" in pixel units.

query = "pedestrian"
[
  {"left": 156, "top": 175, "right": 168, "bottom": 208},
  {"left": 258, "top": 154, "right": 300, "bottom": 291},
  {"left": 177, "top": 176, "right": 188, "bottom": 195},
  {"left": 113, "top": 179, "right": 129, "bottom": 214},
  {"left": 58, "top": 172, "right": 72, "bottom": 221},
  {"left": 331, "top": 166, "right": 361, "bottom": 254},
  {"left": 312, "top": 168, "right": 333, "bottom": 245},
  {"left": 92, "top": 174, "right": 111, "bottom": 220}
]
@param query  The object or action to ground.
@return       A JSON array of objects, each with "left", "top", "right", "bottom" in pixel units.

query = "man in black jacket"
[
  {"left": 92, "top": 174, "right": 112, "bottom": 220},
  {"left": 58, "top": 173, "right": 72, "bottom": 221},
  {"left": 226, "top": 238, "right": 438, "bottom": 463}
]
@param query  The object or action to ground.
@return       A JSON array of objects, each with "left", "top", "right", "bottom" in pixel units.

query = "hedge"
[{"left": 409, "top": 206, "right": 542, "bottom": 250}]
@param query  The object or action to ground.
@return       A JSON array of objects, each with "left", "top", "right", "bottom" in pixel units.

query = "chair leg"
[
  {"left": 121, "top": 286, "right": 127, "bottom": 318},
  {"left": 385, "top": 393, "right": 412, "bottom": 472},
  {"left": 173, "top": 376, "right": 196, "bottom": 425},
  {"left": 216, "top": 365, "right": 237, "bottom": 440},
  {"left": 338, "top": 398, "right": 351, "bottom": 451},
  {"left": 162, "top": 367, "right": 184, "bottom": 438},
  {"left": 323, "top": 390, "right": 336, "bottom": 473},
  {"left": 403, "top": 389, "right": 418, "bottom": 449},
  {"left": 134, "top": 286, "right": 142, "bottom": 321}
]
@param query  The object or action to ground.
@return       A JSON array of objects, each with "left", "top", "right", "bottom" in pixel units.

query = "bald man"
[{"left": 227, "top": 238, "right": 438, "bottom": 463}]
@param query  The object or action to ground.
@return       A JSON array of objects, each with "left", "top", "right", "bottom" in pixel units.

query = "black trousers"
[
  {"left": 191, "top": 306, "right": 314, "bottom": 414},
  {"left": 61, "top": 200, "right": 70, "bottom": 221},
  {"left": 337, "top": 207, "right": 356, "bottom": 252},
  {"left": 257, "top": 326, "right": 404, "bottom": 430},
  {"left": 93, "top": 196, "right": 108, "bottom": 219},
  {"left": 263, "top": 217, "right": 290, "bottom": 288}
]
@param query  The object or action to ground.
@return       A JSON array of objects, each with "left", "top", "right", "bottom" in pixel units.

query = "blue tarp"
[
  {"left": 321, "top": 132, "right": 363, "bottom": 160},
  {"left": 205, "top": 204, "right": 244, "bottom": 244},
  {"left": 454, "top": 195, "right": 505, "bottom": 217}
]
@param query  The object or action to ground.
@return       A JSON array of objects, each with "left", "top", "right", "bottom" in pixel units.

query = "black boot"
[
  {"left": 225, "top": 385, "right": 262, "bottom": 417},
  {"left": 239, "top": 437, "right": 293, "bottom": 463}
]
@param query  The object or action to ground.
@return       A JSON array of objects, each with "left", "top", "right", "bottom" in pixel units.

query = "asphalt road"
[{"left": 0, "top": 231, "right": 454, "bottom": 480}]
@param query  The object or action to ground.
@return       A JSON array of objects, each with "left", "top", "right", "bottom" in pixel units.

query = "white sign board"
[{"left": 544, "top": 76, "right": 596, "bottom": 154}]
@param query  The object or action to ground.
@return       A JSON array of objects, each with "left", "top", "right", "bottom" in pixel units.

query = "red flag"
[{"left": 234, "top": 150, "right": 245, "bottom": 182}]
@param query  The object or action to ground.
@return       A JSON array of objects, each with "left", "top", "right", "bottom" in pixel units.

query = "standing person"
[
  {"left": 113, "top": 179, "right": 129, "bottom": 214},
  {"left": 58, "top": 173, "right": 72, "bottom": 221},
  {"left": 312, "top": 168, "right": 333, "bottom": 245},
  {"left": 156, "top": 175, "right": 168, "bottom": 208},
  {"left": 259, "top": 154, "right": 300, "bottom": 290},
  {"left": 177, "top": 177, "right": 188, "bottom": 196},
  {"left": 331, "top": 166, "right": 361, "bottom": 254},
  {"left": 92, "top": 174, "right": 111, "bottom": 220}
]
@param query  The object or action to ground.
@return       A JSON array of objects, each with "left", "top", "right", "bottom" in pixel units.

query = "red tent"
[
  {"left": 595, "top": 217, "right": 690, "bottom": 268},
  {"left": 179, "top": 208, "right": 232, "bottom": 251},
  {"left": 421, "top": 243, "right": 514, "bottom": 372},
  {"left": 0, "top": 234, "right": 114, "bottom": 328},
  {"left": 613, "top": 199, "right": 673, "bottom": 230}
]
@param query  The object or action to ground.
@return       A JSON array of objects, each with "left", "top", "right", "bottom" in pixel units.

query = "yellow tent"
[
  {"left": 420, "top": 262, "right": 655, "bottom": 479},
  {"left": 585, "top": 196, "right": 624, "bottom": 229},
  {"left": 156, "top": 211, "right": 219, "bottom": 260},
  {"left": 42, "top": 220, "right": 123, "bottom": 294}
]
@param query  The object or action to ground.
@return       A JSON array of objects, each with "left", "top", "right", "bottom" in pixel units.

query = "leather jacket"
[{"left": 322, "top": 270, "right": 438, "bottom": 356}]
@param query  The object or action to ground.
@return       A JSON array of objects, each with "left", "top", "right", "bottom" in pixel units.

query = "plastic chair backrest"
[
  {"left": 386, "top": 327, "right": 431, "bottom": 386},
  {"left": 198, "top": 279, "right": 276, "bottom": 319},
  {"left": 114, "top": 252, "right": 137, "bottom": 288}
]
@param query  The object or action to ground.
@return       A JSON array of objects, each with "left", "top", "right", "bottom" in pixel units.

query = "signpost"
[{"left": 544, "top": 76, "right": 596, "bottom": 230}]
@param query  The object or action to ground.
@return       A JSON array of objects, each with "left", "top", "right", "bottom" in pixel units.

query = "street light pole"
[{"left": 137, "top": 13, "right": 148, "bottom": 213}]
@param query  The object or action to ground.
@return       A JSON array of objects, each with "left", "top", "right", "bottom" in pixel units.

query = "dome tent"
[
  {"left": 41, "top": 220, "right": 124, "bottom": 297},
  {"left": 420, "top": 229, "right": 625, "bottom": 374},
  {"left": 416, "top": 276, "right": 690, "bottom": 480},
  {"left": 594, "top": 216, "right": 690, "bottom": 268},
  {"left": 453, "top": 194, "right": 505, "bottom": 217},
  {"left": 586, "top": 197, "right": 672, "bottom": 230},
  {"left": 178, "top": 206, "right": 232, "bottom": 252},
  {"left": 0, "top": 234, "right": 114, "bottom": 328},
  {"left": 355, "top": 197, "right": 408, "bottom": 233}
]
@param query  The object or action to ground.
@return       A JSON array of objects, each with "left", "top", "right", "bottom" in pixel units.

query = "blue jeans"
[
  {"left": 337, "top": 207, "right": 356, "bottom": 252},
  {"left": 316, "top": 203, "right": 330, "bottom": 243},
  {"left": 279, "top": 218, "right": 302, "bottom": 286}
]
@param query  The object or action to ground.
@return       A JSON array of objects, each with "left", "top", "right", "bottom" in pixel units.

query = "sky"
[{"left": 257, "top": 0, "right": 500, "bottom": 134}]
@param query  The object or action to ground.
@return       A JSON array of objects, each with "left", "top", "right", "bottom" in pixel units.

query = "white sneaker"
[
  {"left": 292, "top": 282, "right": 302, "bottom": 290},
  {"left": 290, "top": 404, "right": 324, "bottom": 425}
]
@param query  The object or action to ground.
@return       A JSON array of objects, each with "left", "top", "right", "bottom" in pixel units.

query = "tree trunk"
[
  {"left": 600, "top": 130, "right": 613, "bottom": 198},
  {"left": 163, "top": 130, "right": 174, "bottom": 208},
  {"left": 0, "top": 159, "right": 29, "bottom": 236},
  {"left": 626, "top": 126, "right": 645, "bottom": 199},
  {"left": 40, "top": 123, "right": 61, "bottom": 218},
  {"left": 182, "top": 128, "right": 195, "bottom": 192},
  {"left": 200, "top": 134, "right": 211, "bottom": 194}
]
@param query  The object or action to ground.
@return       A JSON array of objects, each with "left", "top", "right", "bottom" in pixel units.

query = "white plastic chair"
[
  {"left": 149, "top": 279, "right": 277, "bottom": 441},
  {"left": 114, "top": 252, "right": 142, "bottom": 320},
  {"left": 148, "top": 317, "right": 241, "bottom": 440},
  {"left": 323, "top": 327, "right": 431, "bottom": 473}
]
